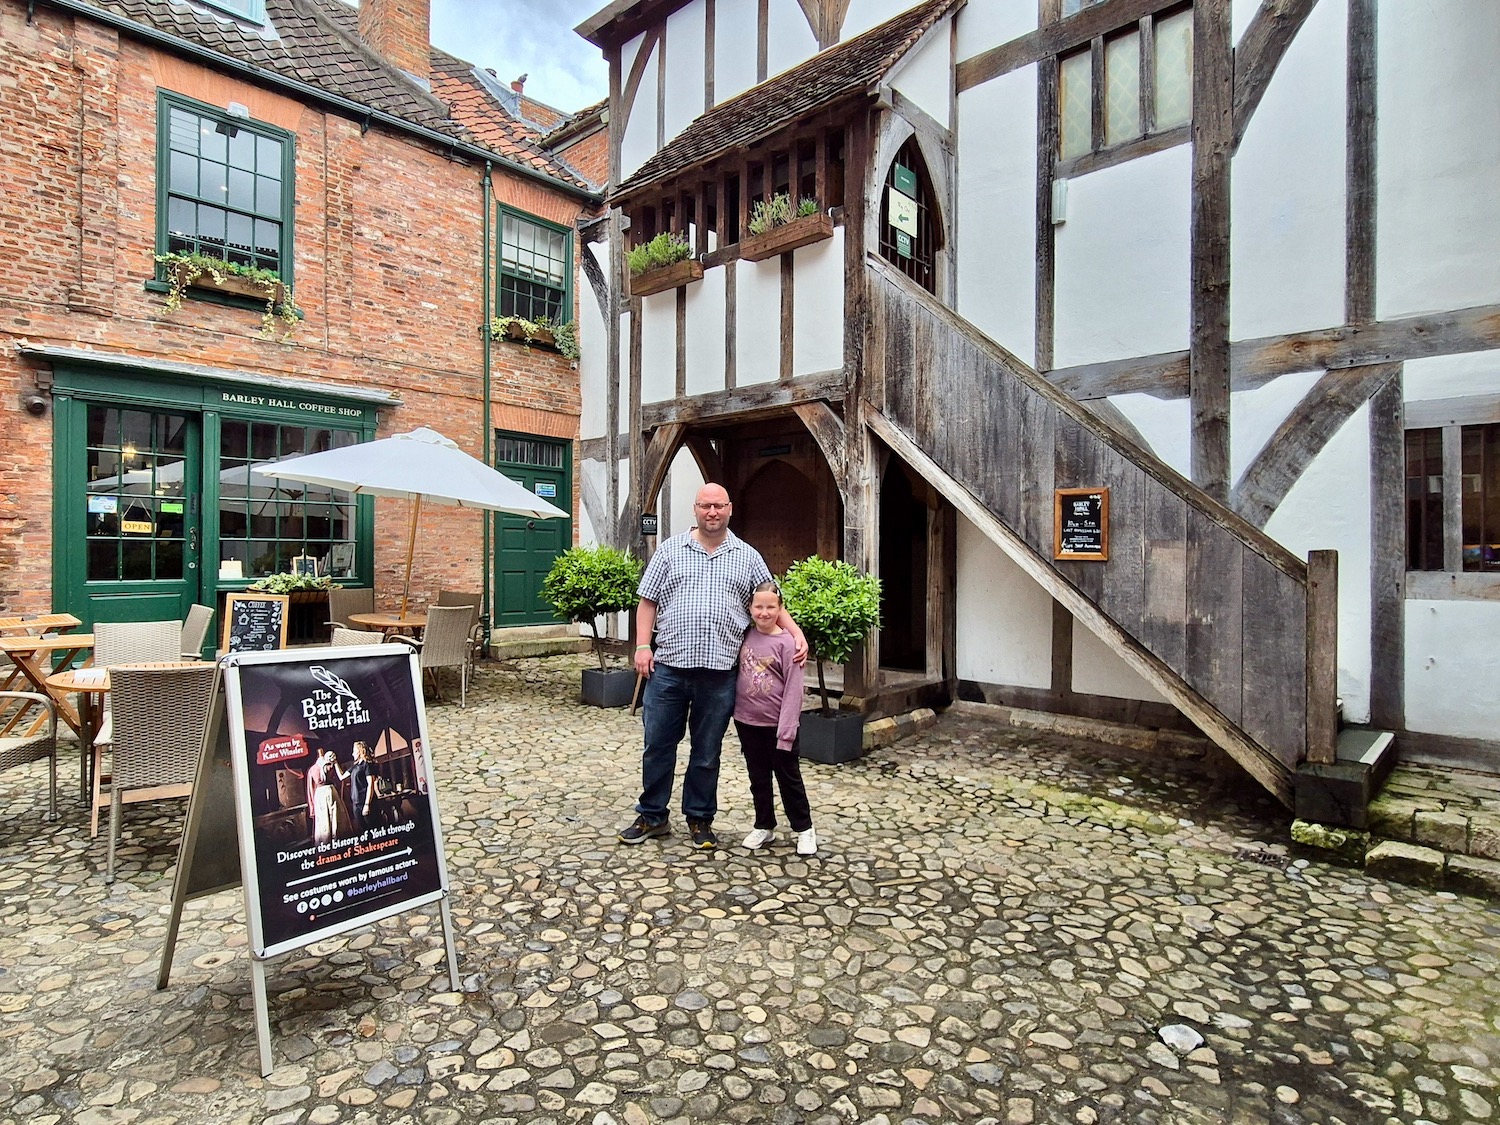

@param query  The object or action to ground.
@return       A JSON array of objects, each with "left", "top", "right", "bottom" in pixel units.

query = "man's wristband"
[{"left": 635, "top": 645, "right": 652, "bottom": 650}]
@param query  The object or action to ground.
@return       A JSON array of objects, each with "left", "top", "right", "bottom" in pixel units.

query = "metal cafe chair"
[
  {"left": 435, "top": 590, "right": 483, "bottom": 679},
  {"left": 389, "top": 604, "right": 473, "bottom": 707}
]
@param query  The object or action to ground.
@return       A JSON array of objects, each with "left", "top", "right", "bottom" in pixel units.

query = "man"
[{"left": 619, "top": 483, "right": 806, "bottom": 849}]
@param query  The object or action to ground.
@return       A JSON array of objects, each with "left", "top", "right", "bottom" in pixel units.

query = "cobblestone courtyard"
[{"left": 4, "top": 654, "right": 1500, "bottom": 1125}]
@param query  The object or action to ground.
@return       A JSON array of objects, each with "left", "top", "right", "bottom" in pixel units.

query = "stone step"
[
  {"left": 486, "top": 624, "right": 591, "bottom": 660},
  {"left": 1292, "top": 727, "right": 1398, "bottom": 829}
]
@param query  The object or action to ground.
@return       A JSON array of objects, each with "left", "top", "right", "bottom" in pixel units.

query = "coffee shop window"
[
  {"left": 86, "top": 406, "right": 190, "bottom": 582},
  {"left": 218, "top": 420, "right": 359, "bottom": 580},
  {"left": 1406, "top": 422, "right": 1500, "bottom": 573}
]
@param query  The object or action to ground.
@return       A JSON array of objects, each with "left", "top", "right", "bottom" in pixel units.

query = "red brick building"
[{"left": 0, "top": 0, "right": 604, "bottom": 634}]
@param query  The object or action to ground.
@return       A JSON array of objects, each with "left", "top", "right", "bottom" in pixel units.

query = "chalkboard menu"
[
  {"left": 222, "top": 594, "right": 290, "bottom": 653},
  {"left": 1054, "top": 488, "right": 1109, "bottom": 561}
]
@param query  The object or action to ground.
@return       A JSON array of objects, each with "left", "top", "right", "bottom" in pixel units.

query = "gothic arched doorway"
[{"left": 879, "top": 460, "right": 928, "bottom": 672}]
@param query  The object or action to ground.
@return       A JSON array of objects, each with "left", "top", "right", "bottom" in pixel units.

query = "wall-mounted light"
[{"left": 1051, "top": 179, "right": 1068, "bottom": 225}]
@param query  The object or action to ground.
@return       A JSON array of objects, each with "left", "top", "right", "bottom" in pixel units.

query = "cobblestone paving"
[{"left": 4, "top": 654, "right": 1500, "bottom": 1125}]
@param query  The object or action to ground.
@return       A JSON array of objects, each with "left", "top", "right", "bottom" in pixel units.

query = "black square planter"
[
  {"left": 796, "top": 710, "right": 865, "bottom": 764},
  {"left": 581, "top": 667, "right": 637, "bottom": 707}
]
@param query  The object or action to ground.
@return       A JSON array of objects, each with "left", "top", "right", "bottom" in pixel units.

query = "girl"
[{"left": 733, "top": 580, "right": 817, "bottom": 855}]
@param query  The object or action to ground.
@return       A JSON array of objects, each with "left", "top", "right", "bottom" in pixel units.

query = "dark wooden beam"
[
  {"left": 792, "top": 401, "right": 847, "bottom": 493},
  {"left": 1230, "top": 363, "right": 1399, "bottom": 528},
  {"left": 1304, "top": 548, "right": 1339, "bottom": 765},
  {"left": 957, "top": 0, "right": 1184, "bottom": 92},
  {"left": 1231, "top": 0, "right": 1320, "bottom": 152},
  {"left": 757, "top": 0, "right": 769, "bottom": 84},
  {"left": 1368, "top": 376, "right": 1404, "bottom": 731},
  {"left": 1035, "top": 55, "right": 1058, "bottom": 372},
  {"left": 639, "top": 423, "right": 686, "bottom": 516},
  {"left": 619, "top": 28, "right": 662, "bottom": 142},
  {"left": 641, "top": 369, "right": 845, "bottom": 429},
  {"left": 1346, "top": 0, "right": 1377, "bottom": 324},
  {"left": 1190, "top": 0, "right": 1234, "bottom": 502},
  {"left": 1048, "top": 303, "right": 1500, "bottom": 400}
]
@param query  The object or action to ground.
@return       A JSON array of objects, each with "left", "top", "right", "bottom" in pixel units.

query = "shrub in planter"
[
  {"left": 779, "top": 557, "right": 881, "bottom": 762},
  {"left": 541, "top": 545, "right": 645, "bottom": 706}
]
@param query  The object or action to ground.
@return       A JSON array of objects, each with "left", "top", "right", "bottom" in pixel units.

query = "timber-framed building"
[{"left": 575, "top": 0, "right": 1500, "bottom": 811}]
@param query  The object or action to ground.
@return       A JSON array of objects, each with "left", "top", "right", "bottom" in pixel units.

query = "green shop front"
[{"left": 40, "top": 349, "right": 395, "bottom": 635}]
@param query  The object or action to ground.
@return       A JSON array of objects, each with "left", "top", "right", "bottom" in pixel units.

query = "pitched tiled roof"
[
  {"left": 613, "top": 0, "right": 962, "bottom": 201},
  {"left": 74, "top": 0, "right": 597, "bottom": 194},
  {"left": 428, "top": 49, "right": 596, "bottom": 191}
]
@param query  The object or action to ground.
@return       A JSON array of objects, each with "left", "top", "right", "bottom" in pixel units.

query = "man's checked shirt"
[{"left": 638, "top": 529, "right": 772, "bottom": 670}]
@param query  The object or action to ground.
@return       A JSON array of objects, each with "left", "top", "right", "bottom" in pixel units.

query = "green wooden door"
[
  {"left": 66, "top": 404, "right": 203, "bottom": 628},
  {"left": 493, "top": 434, "right": 570, "bottom": 628}
]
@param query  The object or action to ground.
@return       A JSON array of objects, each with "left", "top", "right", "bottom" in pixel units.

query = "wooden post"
[{"left": 1305, "top": 549, "right": 1338, "bottom": 765}]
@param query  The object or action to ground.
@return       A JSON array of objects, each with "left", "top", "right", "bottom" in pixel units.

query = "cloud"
[{"left": 430, "top": 0, "right": 609, "bottom": 112}]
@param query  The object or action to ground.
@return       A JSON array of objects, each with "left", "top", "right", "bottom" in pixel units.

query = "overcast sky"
[{"left": 429, "top": 0, "right": 611, "bottom": 115}]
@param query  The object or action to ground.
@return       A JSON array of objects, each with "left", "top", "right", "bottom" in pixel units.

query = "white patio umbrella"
[{"left": 257, "top": 426, "right": 568, "bottom": 615}]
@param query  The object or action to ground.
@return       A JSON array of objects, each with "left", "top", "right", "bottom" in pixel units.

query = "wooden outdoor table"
[
  {"left": 46, "top": 661, "right": 209, "bottom": 806},
  {"left": 0, "top": 612, "right": 81, "bottom": 637},
  {"left": 347, "top": 612, "right": 427, "bottom": 639},
  {"left": 0, "top": 632, "right": 94, "bottom": 743}
]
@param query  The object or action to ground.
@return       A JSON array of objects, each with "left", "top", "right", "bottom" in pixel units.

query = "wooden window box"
[
  {"left": 176, "top": 263, "right": 288, "bottom": 307},
  {"left": 739, "top": 212, "right": 834, "bottom": 263},
  {"left": 628, "top": 258, "right": 704, "bottom": 298},
  {"left": 498, "top": 320, "right": 556, "bottom": 348}
]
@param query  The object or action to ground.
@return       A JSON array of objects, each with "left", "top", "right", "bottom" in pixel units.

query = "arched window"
[{"left": 877, "top": 138, "right": 941, "bottom": 294}]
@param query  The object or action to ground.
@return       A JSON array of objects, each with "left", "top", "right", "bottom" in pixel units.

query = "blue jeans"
[{"left": 637, "top": 663, "right": 738, "bottom": 824}]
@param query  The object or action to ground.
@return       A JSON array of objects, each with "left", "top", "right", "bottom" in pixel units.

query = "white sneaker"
[
  {"left": 796, "top": 828, "right": 818, "bottom": 856},
  {"left": 742, "top": 828, "right": 775, "bottom": 849}
]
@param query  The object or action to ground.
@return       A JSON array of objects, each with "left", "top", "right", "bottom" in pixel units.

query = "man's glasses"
[{"left": 695, "top": 502, "right": 729, "bottom": 510}]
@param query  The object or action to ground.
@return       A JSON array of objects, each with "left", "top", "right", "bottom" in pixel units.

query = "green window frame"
[
  {"left": 497, "top": 207, "right": 573, "bottom": 323},
  {"left": 218, "top": 420, "right": 362, "bottom": 581},
  {"left": 84, "top": 405, "right": 193, "bottom": 583},
  {"left": 156, "top": 90, "right": 295, "bottom": 285}
]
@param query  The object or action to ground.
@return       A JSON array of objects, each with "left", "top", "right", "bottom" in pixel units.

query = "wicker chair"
[
  {"left": 95, "top": 663, "right": 216, "bottom": 881},
  {"left": 0, "top": 691, "right": 58, "bottom": 823},
  {"left": 94, "top": 620, "right": 183, "bottom": 667},
  {"left": 435, "top": 590, "right": 483, "bottom": 676},
  {"left": 391, "top": 605, "right": 473, "bottom": 707},
  {"left": 327, "top": 587, "right": 376, "bottom": 631},
  {"left": 330, "top": 627, "right": 374, "bottom": 646},
  {"left": 179, "top": 604, "right": 214, "bottom": 659}
]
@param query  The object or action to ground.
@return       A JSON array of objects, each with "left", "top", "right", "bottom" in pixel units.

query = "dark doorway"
[
  {"left": 879, "top": 462, "right": 927, "bottom": 671},
  {"left": 736, "top": 459, "right": 818, "bottom": 578}
]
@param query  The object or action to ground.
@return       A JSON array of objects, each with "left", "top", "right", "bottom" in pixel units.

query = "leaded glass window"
[
  {"left": 1104, "top": 31, "right": 1142, "bottom": 146},
  {"left": 1059, "top": 51, "right": 1093, "bottom": 161},
  {"left": 1154, "top": 8, "right": 1194, "bottom": 129}
]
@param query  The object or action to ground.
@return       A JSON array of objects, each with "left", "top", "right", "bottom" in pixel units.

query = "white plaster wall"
[
  {"left": 663, "top": 3, "right": 707, "bottom": 146},
  {"left": 1229, "top": 370, "right": 1323, "bottom": 487},
  {"left": 888, "top": 27, "right": 951, "bottom": 130},
  {"left": 714, "top": 0, "right": 759, "bottom": 105},
  {"left": 843, "top": 0, "right": 916, "bottom": 41},
  {"left": 1406, "top": 601, "right": 1500, "bottom": 741},
  {"left": 954, "top": 0, "right": 1036, "bottom": 60},
  {"left": 1230, "top": 0, "right": 1345, "bottom": 341},
  {"left": 792, "top": 227, "right": 845, "bottom": 376},
  {"left": 1231, "top": 0, "right": 1256, "bottom": 44},
  {"left": 767, "top": 0, "right": 820, "bottom": 79},
  {"left": 1264, "top": 404, "right": 1373, "bottom": 724},
  {"left": 955, "top": 516, "right": 1053, "bottom": 688},
  {"left": 1072, "top": 620, "right": 1168, "bottom": 702},
  {"left": 1054, "top": 145, "right": 1191, "bottom": 367},
  {"left": 620, "top": 33, "right": 660, "bottom": 181},
  {"left": 736, "top": 258, "right": 781, "bottom": 386},
  {"left": 579, "top": 246, "right": 610, "bottom": 441},
  {"left": 684, "top": 266, "right": 727, "bottom": 396},
  {"left": 1404, "top": 352, "right": 1500, "bottom": 403},
  {"left": 618, "top": 309, "right": 632, "bottom": 437},
  {"left": 1107, "top": 393, "right": 1191, "bottom": 480},
  {"left": 668, "top": 448, "right": 705, "bottom": 537},
  {"left": 639, "top": 294, "right": 676, "bottom": 404},
  {"left": 956, "top": 67, "right": 1036, "bottom": 362},
  {"left": 1377, "top": 3, "right": 1500, "bottom": 319}
]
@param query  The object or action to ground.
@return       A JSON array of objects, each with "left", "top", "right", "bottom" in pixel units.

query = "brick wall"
[{"left": 0, "top": 3, "right": 588, "bottom": 613}]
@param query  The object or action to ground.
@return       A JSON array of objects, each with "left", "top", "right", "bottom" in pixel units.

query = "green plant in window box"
[
  {"left": 625, "top": 231, "right": 694, "bottom": 277},
  {"left": 246, "top": 572, "right": 339, "bottom": 594},
  {"left": 488, "top": 313, "right": 580, "bottom": 361},
  {"left": 155, "top": 251, "right": 299, "bottom": 339}
]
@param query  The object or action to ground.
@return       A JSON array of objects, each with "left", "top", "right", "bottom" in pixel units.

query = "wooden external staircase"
[{"left": 861, "top": 257, "right": 1340, "bottom": 808}]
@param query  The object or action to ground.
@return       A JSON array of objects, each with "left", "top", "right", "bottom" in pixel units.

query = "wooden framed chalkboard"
[
  {"left": 1054, "top": 488, "right": 1109, "bottom": 561},
  {"left": 222, "top": 593, "right": 290, "bottom": 653}
]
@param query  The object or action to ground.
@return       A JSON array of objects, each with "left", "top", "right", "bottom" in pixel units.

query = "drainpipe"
[{"left": 481, "top": 161, "right": 494, "bottom": 638}]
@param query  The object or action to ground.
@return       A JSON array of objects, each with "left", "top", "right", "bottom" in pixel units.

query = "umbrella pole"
[{"left": 400, "top": 495, "right": 422, "bottom": 618}]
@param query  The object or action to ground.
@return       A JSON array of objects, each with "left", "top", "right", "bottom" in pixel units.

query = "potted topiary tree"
[
  {"left": 778, "top": 556, "right": 882, "bottom": 763},
  {"left": 541, "top": 545, "right": 645, "bottom": 707}
]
